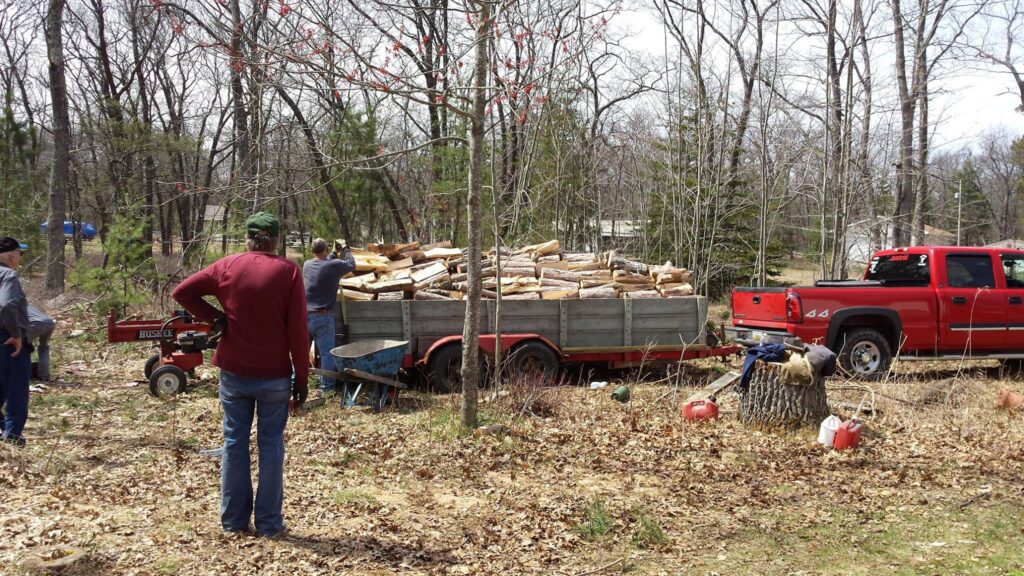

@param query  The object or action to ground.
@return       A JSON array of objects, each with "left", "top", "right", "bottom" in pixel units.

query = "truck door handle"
[
  {"left": 951, "top": 296, "right": 967, "bottom": 305},
  {"left": 752, "top": 296, "right": 761, "bottom": 304},
  {"left": 1010, "top": 297, "right": 1023, "bottom": 305}
]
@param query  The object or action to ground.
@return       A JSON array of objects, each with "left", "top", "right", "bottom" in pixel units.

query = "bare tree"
[{"left": 45, "top": 0, "right": 69, "bottom": 296}]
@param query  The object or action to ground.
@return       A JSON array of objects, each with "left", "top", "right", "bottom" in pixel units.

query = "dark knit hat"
[
  {"left": 245, "top": 212, "right": 280, "bottom": 239},
  {"left": 0, "top": 237, "right": 27, "bottom": 254}
]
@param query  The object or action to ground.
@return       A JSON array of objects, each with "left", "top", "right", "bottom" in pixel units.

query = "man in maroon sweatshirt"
[{"left": 172, "top": 212, "right": 308, "bottom": 537}]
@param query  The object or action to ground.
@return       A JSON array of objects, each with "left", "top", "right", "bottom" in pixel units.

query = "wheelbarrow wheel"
[
  {"left": 144, "top": 354, "right": 161, "bottom": 379},
  {"left": 150, "top": 365, "right": 187, "bottom": 398}
]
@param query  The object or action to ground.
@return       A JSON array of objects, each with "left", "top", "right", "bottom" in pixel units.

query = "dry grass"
[
  {"left": 2, "top": 259, "right": 1023, "bottom": 575},
  {"left": 2, "top": 308, "right": 1023, "bottom": 575}
]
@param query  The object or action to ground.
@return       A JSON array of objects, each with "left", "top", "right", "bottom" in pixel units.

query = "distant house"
[
  {"left": 204, "top": 204, "right": 226, "bottom": 225},
  {"left": 846, "top": 223, "right": 955, "bottom": 264},
  {"left": 985, "top": 239, "right": 1024, "bottom": 249},
  {"left": 597, "top": 219, "right": 645, "bottom": 250}
]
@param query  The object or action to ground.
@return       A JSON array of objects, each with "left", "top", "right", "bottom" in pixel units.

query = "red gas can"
[
  {"left": 833, "top": 419, "right": 863, "bottom": 451},
  {"left": 683, "top": 399, "right": 719, "bottom": 422}
]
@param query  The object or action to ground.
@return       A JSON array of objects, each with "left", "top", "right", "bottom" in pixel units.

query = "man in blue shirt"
[{"left": 303, "top": 238, "right": 355, "bottom": 394}]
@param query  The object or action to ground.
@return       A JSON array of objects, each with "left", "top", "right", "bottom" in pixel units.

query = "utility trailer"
[{"left": 334, "top": 296, "right": 739, "bottom": 391}]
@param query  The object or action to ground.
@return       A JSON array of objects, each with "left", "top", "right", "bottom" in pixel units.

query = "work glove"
[
  {"left": 209, "top": 315, "right": 227, "bottom": 345},
  {"left": 291, "top": 380, "right": 308, "bottom": 412}
]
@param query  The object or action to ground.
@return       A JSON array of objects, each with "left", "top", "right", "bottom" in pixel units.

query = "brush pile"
[{"left": 337, "top": 239, "right": 695, "bottom": 301}]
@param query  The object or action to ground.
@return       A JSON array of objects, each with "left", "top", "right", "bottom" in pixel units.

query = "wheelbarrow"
[{"left": 320, "top": 339, "right": 409, "bottom": 411}]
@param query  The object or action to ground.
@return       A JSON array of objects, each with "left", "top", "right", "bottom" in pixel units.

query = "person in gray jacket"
[
  {"left": 303, "top": 238, "right": 355, "bottom": 394},
  {"left": 0, "top": 237, "right": 31, "bottom": 446},
  {"left": 26, "top": 304, "right": 55, "bottom": 382}
]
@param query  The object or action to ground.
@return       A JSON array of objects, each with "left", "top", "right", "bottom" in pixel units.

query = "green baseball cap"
[{"left": 245, "top": 212, "right": 280, "bottom": 239}]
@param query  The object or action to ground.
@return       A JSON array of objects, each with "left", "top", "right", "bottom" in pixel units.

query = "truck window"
[
  {"left": 945, "top": 254, "right": 995, "bottom": 288},
  {"left": 1002, "top": 254, "right": 1024, "bottom": 288},
  {"left": 866, "top": 254, "right": 930, "bottom": 282}
]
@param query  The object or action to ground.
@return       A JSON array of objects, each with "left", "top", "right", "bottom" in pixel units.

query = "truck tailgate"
[{"left": 732, "top": 287, "right": 789, "bottom": 326}]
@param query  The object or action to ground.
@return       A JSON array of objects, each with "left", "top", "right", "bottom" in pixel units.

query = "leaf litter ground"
[{"left": 2, "top": 309, "right": 1023, "bottom": 575}]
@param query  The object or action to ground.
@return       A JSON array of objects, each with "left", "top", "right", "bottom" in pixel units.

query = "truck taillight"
[{"left": 786, "top": 293, "right": 802, "bottom": 323}]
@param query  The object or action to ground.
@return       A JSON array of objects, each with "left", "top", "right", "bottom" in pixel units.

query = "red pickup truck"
[{"left": 725, "top": 246, "right": 1024, "bottom": 378}]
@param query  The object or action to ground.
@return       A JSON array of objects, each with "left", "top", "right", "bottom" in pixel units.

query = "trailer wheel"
[
  {"left": 837, "top": 328, "right": 891, "bottom": 380},
  {"left": 150, "top": 365, "right": 187, "bottom": 397},
  {"left": 429, "top": 344, "right": 465, "bottom": 394},
  {"left": 144, "top": 354, "right": 161, "bottom": 379},
  {"left": 508, "top": 341, "right": 559, "bottom": 385}
]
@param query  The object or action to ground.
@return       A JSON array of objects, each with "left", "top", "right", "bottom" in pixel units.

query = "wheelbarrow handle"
[{"left": 309, "top": 367, "right": 407, "bottom": 390}]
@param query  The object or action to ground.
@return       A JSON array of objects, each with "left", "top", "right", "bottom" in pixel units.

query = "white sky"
[{"left": 612, "top": 4, "right": 1024, "bottom": 152}]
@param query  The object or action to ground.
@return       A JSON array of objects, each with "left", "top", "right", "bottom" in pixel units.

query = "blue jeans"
[
  {"left": 219, "top": 370, "right": 291, "bottom": 535},
  {"left": 0, "top": 337, "right": 31, "bottom": 444},
  {"left": 307, "top": 312, "right": 337, "bottom": 392}
]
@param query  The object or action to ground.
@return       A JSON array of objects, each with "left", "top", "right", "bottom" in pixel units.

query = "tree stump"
[{"left": 738, "top": 362, "right": 829, "bottom": 429}]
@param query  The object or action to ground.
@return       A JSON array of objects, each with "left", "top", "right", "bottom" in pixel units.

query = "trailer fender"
[{"left": 419, "top": 334, "right": 563, "bottom": 367}]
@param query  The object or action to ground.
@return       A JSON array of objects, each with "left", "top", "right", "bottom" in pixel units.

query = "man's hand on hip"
[{"left": 4, "top": 336, "right": 21, "bottom": 357}]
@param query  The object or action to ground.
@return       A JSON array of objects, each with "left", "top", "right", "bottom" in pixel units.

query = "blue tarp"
[{"left": 40, "top": 221, "right": 97, "bottom": 240}]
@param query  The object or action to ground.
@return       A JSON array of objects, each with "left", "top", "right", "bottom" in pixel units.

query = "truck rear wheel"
[
  {"left": 428, "top": 344, "right": 463, "bottom": 393},
  {"left": 508, "top": 341, "right": 559, "bottom": 385},
  {"left": 838, "top": 328, "right": 892, "bottom": 380}
]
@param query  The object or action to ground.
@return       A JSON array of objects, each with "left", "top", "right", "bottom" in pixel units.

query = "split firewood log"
[
  {"left": 414, "top": 290, "right": 456, "bottom": 301},
  {"left": 562, "top": 252, "right": 596, "bottom": 263},
  {"left": 612, "top": 283, "right": 651, "bottom": 293},
  {"left": 606, "top": 250, "right": 649, "bottom": 275},
  {"left": 340, "top": 273, "right": 377, "bottom": 290},
  {"left": 337, "top": 288, "right": 374, "bottom": 301},
  {"left": 579, "top": 285, "right": 618, "bottom": 299},
  {"left": 659, "top": 283, "right": 694, "bottom": 296},
  {"left": 537, "top": 277, "right": 579, "bottom": 289},
  {"left": 566, "top": 261, "right": 608, "bottom": 272},
  {"left": 352, "top": 252, "right": 391, "bottom": 273},
  {"left": 580, "top": 278, "right": 614, "bottom": 289},
  {"left": 395, "top": 248, "right": 427, "bottom": 262},
  {"left": 504, "top": 292, "right": 540, "bottom": 300},
  {"left": 496, "top": 267, "right": 539, "bottom": 278},
  {"left": 536, "top": 255, "right": 562, "bottom": 264},
  {"left": 624, "top": 290, "right": 660, "bottom": 299},
  {"left": 377, "top": 292, "right": 405, "bottom": 301},
  {"left": 539, "top": 268, "right": 581, "bottom": 282},
  {"left": 368, "top": 242, "right": 420, "bottom": 258},
  {"left": 387, "top": 257, "right": 414, "bottom": 271},
  {"left": 540, "top": 289, "right": 579, "bottom": 300},
  {"left": 423, "top": 247, "right": 462, "bottom": 260},
  {"left": 366, "top": 277, "right": 414, "bottom": 294},
  {"left": 613, "top": 270, "right": 654, "bottom": 285}
]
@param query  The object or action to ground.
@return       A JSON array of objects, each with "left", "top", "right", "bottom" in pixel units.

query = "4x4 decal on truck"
[{"left": 805, "top": 309, "right": 830, "bottom": 319}]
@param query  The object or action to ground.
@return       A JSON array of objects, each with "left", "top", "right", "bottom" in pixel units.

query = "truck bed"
[{"left": 336, "top": 296, "right": 708, "bottom": 358}]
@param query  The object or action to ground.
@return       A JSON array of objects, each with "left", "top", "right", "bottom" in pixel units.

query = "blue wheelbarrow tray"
[{"left": 329, "top": 339, "right": 408, "bottom": 409}]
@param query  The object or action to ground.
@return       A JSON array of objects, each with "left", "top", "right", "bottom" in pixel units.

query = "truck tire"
[
  {"left": 508, "top": 341, "right": 559, "bottom": 385},
  {"left": 837, "top": 328, "right": 892, "bottom": 380},
  {"left": 429, "top": 344, "right": 465, "bottom": 394}
]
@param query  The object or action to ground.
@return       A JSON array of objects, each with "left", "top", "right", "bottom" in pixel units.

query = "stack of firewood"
[{"left": 336, "top": 240, "right": 694, "bottom": 301}]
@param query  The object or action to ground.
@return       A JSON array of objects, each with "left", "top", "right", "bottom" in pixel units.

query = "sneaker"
[
  {"left": 223, "top": 525, "right": 254, "bottom": 536},
  {"left": 0, "top": 434, "right": 26, "bottom": 448},
  {"left": 261, "top": 525, "right": 289, "bottom": 539}
]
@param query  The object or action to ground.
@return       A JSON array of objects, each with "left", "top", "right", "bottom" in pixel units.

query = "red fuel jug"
[
  {"left": 833, "top": 419, "right": 863, "bottom": 451},
  {"left": 683, "top": 399, "right": 719, "bottom": 422}
]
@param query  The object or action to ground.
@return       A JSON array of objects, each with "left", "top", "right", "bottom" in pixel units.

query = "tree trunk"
[
  {"left": 45, "top": 0, "right": 69, "bottom": 297},
  {"left": 738, "top": 362, "right": 830, "bottom": 429},
  {"left": 461, "top": 0, "right": 490, "bottom": 429}
]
